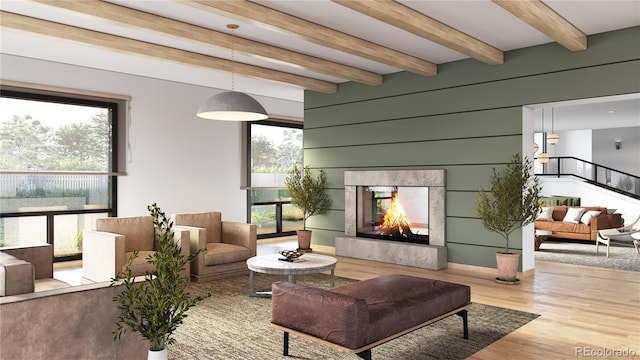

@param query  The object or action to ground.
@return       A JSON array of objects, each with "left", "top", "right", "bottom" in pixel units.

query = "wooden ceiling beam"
[
  {"left": 333, "top": 0, "right": 503, "bottom": 65},
  {"left": 0, "top": 11, "right": 337, "bottom": 93},
  {"left": 492, "top": 0, "right": 586, "bottom": 51},
  {"left": 186, "top": 0, "right": 438, "bottom": 76},
  {"left": 31, "top": 0, "right": 381, "bottom": 86}
]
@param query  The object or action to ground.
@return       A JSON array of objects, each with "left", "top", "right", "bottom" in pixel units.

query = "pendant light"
[
  {"left": 196, "top": 24, "right": 268, "bottom": 121},
  {"left": 538, "top": 109, "right": 549, "bottom": 164},
  {"left": 547, "top": 107, "right": 559, "bottom": 145}
]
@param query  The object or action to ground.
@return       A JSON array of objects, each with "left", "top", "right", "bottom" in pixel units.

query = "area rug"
[
  {"left": 168, "top": 273, "right": 539, "bottom": 360},
  {"left": 536, "top": 239, "right": 639, "bottom": 272}
]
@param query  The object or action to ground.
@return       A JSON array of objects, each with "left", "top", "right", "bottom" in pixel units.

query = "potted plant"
[
  {"left": 476, "top": 154, "right": 541, "bottom": 284},
  {"left": 285, "top": 165, "right": 331, "bottom": 251},
  {"left": 111, "top": 203, "right": 210, "bottom": 359}
]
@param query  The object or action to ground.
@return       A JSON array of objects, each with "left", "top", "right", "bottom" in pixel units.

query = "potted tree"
[
  {"left": 111, "top": 203, "right": 210, "bottom": 359},
  {"left": 476, "top": 154, "right": 541, "bottom": 284},
  {"left": 285, "top": 165, "right": 331, "bottom": 251}
]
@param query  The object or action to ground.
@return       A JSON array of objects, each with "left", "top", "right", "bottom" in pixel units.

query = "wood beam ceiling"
[
  {"left": 31, "top": 0, "right": 382, "bottom": 86},
  {"left": 492, "top": 0, "right": 587, "bottom": 51},
  {"left": 332, "top": 0, "right": 504, "bottom": 65},
  {"left": 0, "top": 11, "right": 337, "bottom": 93},
  {"left": 185, "top": 0, "right": 438, "bottom": 76}
]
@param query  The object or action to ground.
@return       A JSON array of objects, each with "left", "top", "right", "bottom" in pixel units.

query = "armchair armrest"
[
  {"left": 173, "top": 228, "right": 191, "bottom": 278},
  {"left": 222, "top": 221, "right": 257, "bottom": 257},
  {"left": 174, "top": 225, "right": 207, "bottom": 276},
  {"left": 82, "top": 230, "right": 125, "bottom": 283}
]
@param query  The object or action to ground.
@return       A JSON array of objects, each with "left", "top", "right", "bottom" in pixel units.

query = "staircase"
[
  {"left": 535, "top": 156, "right": 640, "bottom": 224},
  {"left": 535, "top": 156, "right": 640, "bottom": 200}
]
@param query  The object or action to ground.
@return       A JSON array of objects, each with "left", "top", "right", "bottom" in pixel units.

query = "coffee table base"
[{"left": 248, "top": 269, "right": 335, "bottom": 298}]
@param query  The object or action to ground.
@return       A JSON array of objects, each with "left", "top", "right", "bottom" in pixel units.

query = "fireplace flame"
[{"left": 380, "top": 194, "right": 413, "bottom": 237}]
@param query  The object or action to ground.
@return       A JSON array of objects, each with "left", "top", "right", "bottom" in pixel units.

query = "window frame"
[
  {"left": 245, "top": 119, "right": 303, "bottom": 239},
  {"left": 0, "top": 84, "right": 126, "bottom": 262}
]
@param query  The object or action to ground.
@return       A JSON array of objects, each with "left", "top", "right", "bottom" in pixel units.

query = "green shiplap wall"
[{"left": 303, "top": 27, "right": 640, "bottom": 269}]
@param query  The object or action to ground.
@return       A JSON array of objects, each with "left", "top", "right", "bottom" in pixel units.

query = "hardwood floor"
[
  {"left": 54, "top": 239, "right": 639, "bottom": 359},
  {"left": 310, "top": 244, "right": 640, "bottom": 359}
]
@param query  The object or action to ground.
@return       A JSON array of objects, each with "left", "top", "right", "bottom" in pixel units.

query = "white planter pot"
[{"left": 148, "top": 348, "right": 167, "bottom": 360}]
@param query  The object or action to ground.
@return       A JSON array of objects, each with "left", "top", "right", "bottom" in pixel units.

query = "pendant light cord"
[{"left": 228, "top": 24, "right": 239, "bottom": 91}]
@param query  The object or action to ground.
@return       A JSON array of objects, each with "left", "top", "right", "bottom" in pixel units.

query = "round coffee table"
[{"left": 246, "top": 253, "right": 337, "bottom": 297}]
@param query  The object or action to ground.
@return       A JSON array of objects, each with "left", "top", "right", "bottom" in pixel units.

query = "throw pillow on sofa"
[
  {"left": 536, "top": 207, "right": 554, "bottom": 221},
  {"left": 563, "top": 207, "right": 585, "bottom": 223},
  {"left": 580, "top": 210, "right": 601, "bottom": 225}
]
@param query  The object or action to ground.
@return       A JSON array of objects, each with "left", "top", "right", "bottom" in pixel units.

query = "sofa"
[
  {"left": 0, "top": 244, "right": 53, "bottom": 296},
  {"left": 1, "top": 281, "right": 147, "bottom": 359},
  {"left": 173, "top": 212, "right": 257, "bottom": 282},
  {"left": 534, "top": 206, "right": 622, "bottom": 242}
]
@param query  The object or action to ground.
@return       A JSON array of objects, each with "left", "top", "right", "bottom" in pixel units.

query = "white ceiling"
[{"left": 1, "top": 0, "right": 639, "bottom": 128}]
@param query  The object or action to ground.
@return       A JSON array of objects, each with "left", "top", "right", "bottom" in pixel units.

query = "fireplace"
[
  {"left": 336, "top": 169, "right": 447, "bottom": 270},
  {"left": 356, "top": 185, "right": 429, "bottom": 245}
]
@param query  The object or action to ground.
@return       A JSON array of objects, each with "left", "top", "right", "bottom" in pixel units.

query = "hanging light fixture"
[
  {"left": 196, "top": 24, "right": 268, "bottom": 121},
  {"left": 538, "top": 108, "right": 549, "bottom": 164},
  {"left": 547, "top": 107, "right": 559, "bottom": 145}
]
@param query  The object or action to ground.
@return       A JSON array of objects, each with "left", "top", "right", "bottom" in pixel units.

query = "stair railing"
[{"left": 534, "top": 156, "right": 640, "bottom": 200}]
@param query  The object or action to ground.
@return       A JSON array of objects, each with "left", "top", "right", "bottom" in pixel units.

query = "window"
[
  {"left": 0, "top": 85, "right": 126, "bottom": 261},
  {"left": 246, "top": 120, "right": 303, "bottom": 238}
]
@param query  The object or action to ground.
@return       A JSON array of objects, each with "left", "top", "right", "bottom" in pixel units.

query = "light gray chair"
[{"left": 596, "top": 214, "right": 640, "bottom": 258}]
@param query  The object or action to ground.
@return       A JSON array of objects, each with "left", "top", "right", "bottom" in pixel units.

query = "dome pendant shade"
[{"left": 197, "top": 91, "right": 268, "bottom": 121}]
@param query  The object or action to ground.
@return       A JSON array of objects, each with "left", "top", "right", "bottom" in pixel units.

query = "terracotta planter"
[
  {"left": 296, "top": 230, "right": 312, "bottom": 251},
  {"left": 495, "top": 252, "right": 520, "bottom": 284}
]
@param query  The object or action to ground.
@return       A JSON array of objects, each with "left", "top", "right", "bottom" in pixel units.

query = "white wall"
[
  {"left": 553, "top": 129, "right": 592, "bottom": 160},
  {"left": 593, "top": 127, "right": 640, "bottom": 176},
  {"left": 540, "top": 177, "right": 640, "bottom": 224},
  {"left": 1, "top": 54, "right": 303, "bottom": 221}
]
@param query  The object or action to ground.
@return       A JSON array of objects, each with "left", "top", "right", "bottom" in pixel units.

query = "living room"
[{"left": 1, "top": 2, "right": 639, "bottom": 359}]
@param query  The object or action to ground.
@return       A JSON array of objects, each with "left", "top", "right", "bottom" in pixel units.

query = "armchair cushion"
[
  {"left": 173, "top": 212, "right": 222, "bottom": 243},
  {"left": 95, "top": 216, "right": 155, "bottom": 252},
  {"left": 124, "top": 251, "right": 157, "bottom": 275},
  {"left": 204, "top": 243, "right": 251, "bottom": 266}
]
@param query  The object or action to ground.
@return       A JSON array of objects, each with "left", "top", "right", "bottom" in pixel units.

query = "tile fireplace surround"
[{"left": 336, "top": 169, "right": 447, "bottom": 270}]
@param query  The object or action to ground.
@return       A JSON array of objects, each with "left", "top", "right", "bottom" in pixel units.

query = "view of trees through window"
[
  {"left": 249, "top": 122, "right": 304, "bottom": 237},
  {"left": 0, "top": 105, "right": 110, "bottom": 171},
  {"left": 0, "top": 94, "right": 115, "bottom": 260}
]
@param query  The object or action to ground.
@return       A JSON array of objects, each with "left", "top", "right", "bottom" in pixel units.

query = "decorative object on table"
[
  {"left": 285, "top": 165, "right": 331, "bottom": 252},
  {"left": 278, "top": 250, "right": 303, "bottom": 262},
  {"left": 476, "top": 154, "right": 541, "bottom": 284},
  {"left": 111, "top": 203, "right": 210, "bottom": 360}
]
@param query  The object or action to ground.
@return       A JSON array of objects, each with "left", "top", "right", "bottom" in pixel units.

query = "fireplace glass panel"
[{"left": 356, "top": 186, "right": 429, "bottom": 244}]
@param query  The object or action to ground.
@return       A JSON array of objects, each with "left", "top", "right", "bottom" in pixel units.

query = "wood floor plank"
[{"left": 310, "top": 245, "right": 640, "bottom": 359}]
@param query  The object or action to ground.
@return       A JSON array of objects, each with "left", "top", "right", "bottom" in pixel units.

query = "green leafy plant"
[
  {"left": 111, "top": 203, "right": 210, "bottom": 351},
  {"left": 285, "top": 165, "right": 331, "bottom": 229},
  {"left": 476, "top": 154, "right": 541, "bottom": 254}
]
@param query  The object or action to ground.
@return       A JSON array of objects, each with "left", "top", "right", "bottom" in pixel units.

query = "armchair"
[
  {"left": 82, "top": 216, "right": 190, "bottom": 283},
  {"left": 173, "top": 212, "right": 257, "bottom": 282},
  {"left": 597, "top": 214, "right": 640, "bottom": 258}
]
